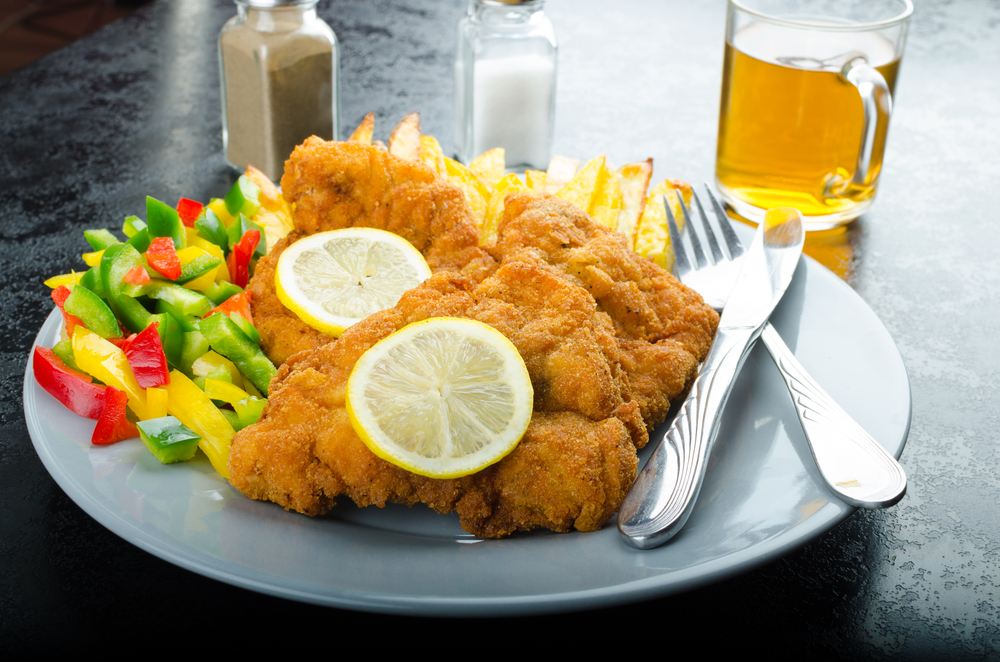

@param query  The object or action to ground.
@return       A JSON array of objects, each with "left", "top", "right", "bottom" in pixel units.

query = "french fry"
[
  {"left": 482, "top": 173, "right": 527, "bottom": 243},
  {"left": 524, "top": 169, "right": 547, "bottom": 192},
  {"left": 587, "top": 158, "right": 623, "bottom": 230},
  {"left": 634, "top": 179, "right": 693, "bottom": 271},
  {"left": 615, "top": 158, "right": 653, "bottom": 247},
  {"left": 444, "top": 157, "right": 490, "bottom": 229},
  {"left": 554, "top": 155, "right": 603, "bottom": 212},
  {"left": 544, "top": 155, "right": 580, "bottom": 194},
  {"left": 348, "top": 112, "right": 375, "bottom": 143},
  {"left": 388, "top": 112, "right": 421, "bottom": 161},
  {"left": 419, "top": 135, "right": 446, "bottom": 176},
  {"left": 244, "top": 165, "right": 294, "bottom": 250},
  {"left": 469, "top": 147, "right": 505, "bottom": 189}
]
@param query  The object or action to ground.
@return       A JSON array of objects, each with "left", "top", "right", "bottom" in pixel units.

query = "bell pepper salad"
[{"left": 34, "top": 172, "right": 293, "bottom": 476}]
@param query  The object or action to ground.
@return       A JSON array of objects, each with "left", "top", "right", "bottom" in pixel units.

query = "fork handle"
[{"left": 760, "top": 323, "right": 906, "bottom": 508}]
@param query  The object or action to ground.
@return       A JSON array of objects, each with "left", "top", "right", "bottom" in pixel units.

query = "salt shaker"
[
  {"left": 454, "top": 0, "right": 557, "bottom": 171},
  {"left": 219, "top": 0, "right": 340, "bottom": 182}
]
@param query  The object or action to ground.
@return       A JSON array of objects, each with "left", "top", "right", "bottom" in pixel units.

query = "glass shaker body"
[
  {"left": 454, "top": 0, "right": 557, "bottom": 171},
  {"left": 219, "top": 0, "right": 340, "bottom": 182}
]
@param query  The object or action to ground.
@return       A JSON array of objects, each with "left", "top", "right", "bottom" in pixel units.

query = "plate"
[{"left": 23, "top": 236, "right": 911, "bottom": 616}]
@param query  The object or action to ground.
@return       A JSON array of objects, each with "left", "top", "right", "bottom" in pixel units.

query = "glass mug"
[{"left": 715, "top": 0, "right": 912, "bottom": 230}]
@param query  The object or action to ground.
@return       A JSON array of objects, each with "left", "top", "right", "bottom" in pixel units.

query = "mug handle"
[{"left": 833, "top": 57, "right": 893, "bottom": 193}]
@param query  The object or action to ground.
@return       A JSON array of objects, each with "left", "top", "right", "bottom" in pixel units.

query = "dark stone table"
[{"left": 2, "top": 0, "right": 997, "bottom": 657}]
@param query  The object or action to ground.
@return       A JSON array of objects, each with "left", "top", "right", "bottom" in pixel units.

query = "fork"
[{"left": 665, "top": 186, "right": 906, "bottom": 509}]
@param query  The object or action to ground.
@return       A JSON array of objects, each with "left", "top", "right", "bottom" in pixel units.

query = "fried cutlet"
[
  {"left": 230, "top": 263, "right": 645, "bottom": 537},
  {"left": 250, "top": 138, "right": 497, "bottom": 364},
  {"left": 494, "top": 193, "right": 719, "bottom": 429}
]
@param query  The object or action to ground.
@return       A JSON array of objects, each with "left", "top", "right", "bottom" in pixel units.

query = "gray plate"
[{"left": 24, "top": 240, "right": 910, "bottom": 616}]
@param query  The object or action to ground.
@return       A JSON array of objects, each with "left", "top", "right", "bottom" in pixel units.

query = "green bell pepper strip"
[
  {"left": 84, "top": 229, "right": 120, "bottom": 251},
  {"left": 146, "top": 196, "right": 186, "bottom": 249},
  {"left": 151, "top": 311, "right": 183, "bottom": 369},
  {"left": 101, "top": 243, "right": 154, "bottom": 332},
  {"left": 154, "top": 299, "right": 200, "bottom": 332},
  {"left": 142, "top": 281, "right": 212, "bottom": 317},
  {"left": 136, "top": 416, "right": 201, "bottom": 464},
  {"left": 203, "top": 281, "right": 243, "bottom": 306},
  {"left": 194, "top": 208, "right": 229, "bottom": 253},
  {"left": 198, "top": 312, "right": 276, "bottom": 395},
  {"left": 122, "top": 216, "right": 145, "bottom": 238},
  {"left": 235, "top": 396, "right": 266, "bottom": 428},
  {"left": 63, "top": 284, "right": 122, "bottom": 339},
  {"left": 175, "top": 254, "right": 223, "bottom": 284},
  {"left": 51, "top": 339, "right": 82, "bottom": 373},
  {"left": 179, "top": 330, "right": 211, "bottom": 377},
  {"left": 228, "top": 311, "right": 261, "bottom": 346},
  {"left": 79, "top": 267, "right": 106, "bottom": 299},
  {"left": 224, "top": 174, "right": 262, "bottom": 219}
]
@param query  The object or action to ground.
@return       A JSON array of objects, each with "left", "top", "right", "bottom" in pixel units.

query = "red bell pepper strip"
[
  {"left": 51, "top": 286, "right": 86, "bottom": 337},
  {"left": 226, "top": 229, "right": 260, "bottom": 289},
  {"left": 146, "top": 237, "right": 182, "bottom": 281},
  {"left": 120, "top": 321, "right": 170, "bottom": 388},
  {"left": 123, "top": 265, "right": 151, "bottom": 286},
  {"left": 91, "top": 386, "right": 138, "bottom": 445},
  {"left": 203, "top": 290, "right": 253, "bottom": 325},
  {"left": 33, "top": 347, "right": 108, "bottom": 420},
  {"left": 176, "top": 198, "right": 204, "bottom": 228}
]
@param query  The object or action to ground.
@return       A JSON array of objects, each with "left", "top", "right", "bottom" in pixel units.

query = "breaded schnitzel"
[
  {"left": 494, "top": 193, "right": 718, "bottom": 429},
  {"left": 250, "top": 138, "right": 496, "bottom": 364},
  {"left": 232, "top": 137, "right": 719, "bottom": 536},
  {"left": 230, "top": 264, "right": 644, "bottom": 537}
]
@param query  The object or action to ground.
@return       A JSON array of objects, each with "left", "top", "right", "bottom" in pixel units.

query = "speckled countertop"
[{"left": 1, "top": 0, "right": 998, "bottom": 657}]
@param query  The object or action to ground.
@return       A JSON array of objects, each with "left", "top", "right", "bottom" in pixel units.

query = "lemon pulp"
[
  {"left": 346, "top": 318, "right": 533, "bottom": 479},
  {"left": 275, "top": 228, "right": 431, "bottom": 336}
]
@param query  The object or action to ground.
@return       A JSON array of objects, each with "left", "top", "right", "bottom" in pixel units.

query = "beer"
[{"left": 715, "top": 23, "right": 901, "bottom": 224}]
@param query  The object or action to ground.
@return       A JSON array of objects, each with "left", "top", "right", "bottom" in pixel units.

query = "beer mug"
[{"left": 715, "top": 0, "right": 912, "bottom": 230}]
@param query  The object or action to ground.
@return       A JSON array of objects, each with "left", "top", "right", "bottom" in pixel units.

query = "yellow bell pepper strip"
[
  {"left": 198, "top": 311, "right": 276, "bottom": 395},
  {"left": 63, "top": 284, "right": 122, "bottom": 339},
  {"left": 72, "top": 326, "right": 148, "bottom": 420},
  {"left": 206, "top": 198, "right": 234, "bottom": 228},
  {"left": 82, "top": 250, "right": 104, "bottom": 267},
  {"left": 164, "top": 370, "right": 234, "bottom": 478},
  {"left": 91, "top": 387, "right": 139, "bottom": 445},
  {"left": 33, "top": 347, "right": 107, "bottom": 420},
  {"left": 146, "top": 386, "right": 168, "bottom": 420},
  {"left": 44, "top": 271, "right": 82, "bottom": 289},
  {"left": 137, "top": 416, "right": 200, "bottom": 464},
  {"left": 146, "top": 196, "right": 186, "bottom": 249},
  {"left": 192, "top": 350, "right": 243, "bottom": 389},
  {"left": 204, "top": 377, "right": 249, "bottom": 406}
]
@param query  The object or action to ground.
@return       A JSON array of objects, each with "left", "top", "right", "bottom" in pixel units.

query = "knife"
[{"left": 618, "top": 207, "right": 805, "bottom": 550}]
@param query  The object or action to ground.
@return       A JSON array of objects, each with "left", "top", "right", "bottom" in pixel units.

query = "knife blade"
[{"left": 618, "top": 207, "right": 805, "bottom": 550}]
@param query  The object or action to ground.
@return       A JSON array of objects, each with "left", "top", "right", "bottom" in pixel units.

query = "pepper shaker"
[
  {"left": 219, "top": 0, "right": 340, "bottom": 182},
  {"left": 454, "top": 0, "right": 557, "bottom": 171}
]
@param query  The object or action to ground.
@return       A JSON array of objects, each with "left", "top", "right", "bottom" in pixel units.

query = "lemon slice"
[
  {"left": 346, "top": 317, "right": 534, "bottom": 479},
  {"left": 275, "top": 228, "right": 432, "bottom": 336}
]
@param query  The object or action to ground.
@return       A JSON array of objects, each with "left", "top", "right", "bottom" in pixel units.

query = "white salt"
[{"left": 471, "top": 54, "right": 555, "bottom": 170}]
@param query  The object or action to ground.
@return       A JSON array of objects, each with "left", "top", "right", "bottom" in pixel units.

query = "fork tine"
[
  {"left": 704, "top": 184, "right": 745, "bottom": 258},
  {"left": 664, "top": 194, "right": 693, "bottom": 281},
  {"left": 689, "top": 190, "right": 725, "bottom": 264},
  {"left": 675, "top": 192, "right": 708, "bottom": 269}
]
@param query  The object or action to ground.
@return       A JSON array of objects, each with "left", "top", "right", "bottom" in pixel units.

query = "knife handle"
[
  {"left": 618, "top": 327, "right": 757, "bottom": 550},
  {"left": 760, "top": 324, "right": 906, "bottom": 508}
]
